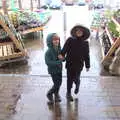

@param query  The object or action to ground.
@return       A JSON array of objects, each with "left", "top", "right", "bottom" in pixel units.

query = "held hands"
[
  {"left": 86, "top": 68, "right": 89, "bottom": 72},
  {"left": 58, "top": 54, "right": 64, "bottom": 60}
]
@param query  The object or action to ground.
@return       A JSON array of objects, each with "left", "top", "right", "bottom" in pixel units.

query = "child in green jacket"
[{"left": 45, "top": 33, "right": 62, "bottom": 103}]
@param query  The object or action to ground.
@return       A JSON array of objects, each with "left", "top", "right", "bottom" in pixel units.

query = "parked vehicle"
[
  {"left": 49, "top": 0, "right": 62, "bottom": 9},
  {"left": 94, "top": 4, "right": 104, "bottom": 9},
  {"left": 45, "top": 0, "right": 52, "bottom": 5},
  {"left": 93, "top": 0, "right": 104, "bottom": 9},
  {"left": 37, "top": 0, "right": 47, "bottom": 9},
  {"left": 78, "top": 0, "right": 86, "bottom": 6},
  {"left": 64, "top": 0, "right": 74, "bottom": 6}
]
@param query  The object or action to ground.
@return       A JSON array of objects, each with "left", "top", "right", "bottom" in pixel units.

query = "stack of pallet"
[
  {"left": 0, "top": 12, "right": 28, "bottom": 66},
  {"left": 99, "top": 14, "right": 120, "bottom": 75},
  {"left": 101, "top": 17, "right": 120, "bottom": 64}
]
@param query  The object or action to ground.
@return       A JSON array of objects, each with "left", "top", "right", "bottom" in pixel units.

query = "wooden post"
[
  {"left": 2, "top": 0, "right": 8, "bottom": 14},
  {"left": 18, "top": 0, "right": 22, "bottom": 10},
  {"left": 63, "top": 11, "right": 67, "bottom": 41}
]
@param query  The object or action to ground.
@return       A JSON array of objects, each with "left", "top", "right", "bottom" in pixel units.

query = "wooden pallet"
[
  {"left": 0, "top": 42, "right": 26, "bottom": 61},
  {"left": 102, "top": 38, "right": 120, "bottom": 62},
  {"left": 0, "top": 12, "right": 28, "bottom": 66},
  {"left": 101, "top": 16, "right": 120, "bottom": 64},
  {"left": 0, "top": 20, "right": 24, "bottom": 52}
]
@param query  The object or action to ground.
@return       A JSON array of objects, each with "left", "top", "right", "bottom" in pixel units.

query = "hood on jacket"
[
  {"left": 46, "top": 33, "right": 61, "bottom": 48},
  {"left": 70, "top": 25, "right": 90, "bottom": 40}
]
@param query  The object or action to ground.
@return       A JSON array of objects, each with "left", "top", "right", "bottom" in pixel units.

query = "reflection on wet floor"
[
  {"left": 66, "top": 98, "right": 79, "bottom": 120},
  {"left": 47, "top": 98, "right": 79, "bottom": 120},
  {"left": 47, "top": 102, "right": 62, "bottom": 120},
  {"left": 23, "top": 32, "right": 44, "bottom": 50},
  {"left": 0, "top": 76, "right": 119, "bottom": 120}
]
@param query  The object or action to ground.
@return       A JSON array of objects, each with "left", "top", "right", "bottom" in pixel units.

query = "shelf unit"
[
  {"left": 8, "top": 11, "right": 51, "bottom": 38},
  {"left": 21, "top": 16, "right": 51, "bottom": 35},
  {"left": 21, "top": 26, "right": 44, "bottom": 35},
  {"left": 0, "top": 12, "right": 28, "bottom": 66},
  {"left": 101, "top": 17, "right": 120, "bottom": 64}
]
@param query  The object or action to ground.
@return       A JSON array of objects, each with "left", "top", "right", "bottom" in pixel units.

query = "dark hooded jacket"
[
  {"left": 61, "top": 25, "right": 90, "bottom": 71},
  {"left": 45, "top": 33, "right": 62, "bottom": 74}
]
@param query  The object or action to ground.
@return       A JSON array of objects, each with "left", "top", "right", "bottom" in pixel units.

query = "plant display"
[
  {"left": 108, "top": 21, "right": 120, "bottom": 41},
  {"left": 113, "top": 9, "right": 120, "bottom": 24},
  {"left": 8, "top": 10, "right": 51, "bottom": 31}
]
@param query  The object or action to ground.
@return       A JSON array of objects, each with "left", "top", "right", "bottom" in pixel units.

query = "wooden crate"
[{"left": 0, "top": 42, "right": 26, "bottom": 61}]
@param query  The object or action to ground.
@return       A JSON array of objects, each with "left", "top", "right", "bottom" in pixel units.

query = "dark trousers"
[
  {"left": 48, "top": 73, "right": 62, "bottom": 95},
  {"left": 67, "top": 68, "right": 81, "bottom": 94}
]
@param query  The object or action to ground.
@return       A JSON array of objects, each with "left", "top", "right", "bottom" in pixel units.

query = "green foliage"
[
  {"left": 108, "top": 21, "right": 120, "bottom": 37},
  {"left": 104, "top": 10, "right": 114, "bottom": 19},
  {"left": 114, "top": 9, "right": 120, "bottom": 17}
]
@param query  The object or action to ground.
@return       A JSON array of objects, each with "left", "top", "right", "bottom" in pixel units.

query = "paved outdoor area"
[{"left": 0, "top": 75, "right": 120, "bottom": 120}]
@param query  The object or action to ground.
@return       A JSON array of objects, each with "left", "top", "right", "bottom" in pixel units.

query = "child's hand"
[
  {"left": 86, "top": 68, "right": 89, "bottom": 72},
  {"left": 58, "top": 54, "right": 64, "bottom": 60}
]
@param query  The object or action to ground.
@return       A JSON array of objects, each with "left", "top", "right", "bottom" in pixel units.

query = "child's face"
[
  {"left": 76, "top": 29, "right": 83, "bottom": 37},
  {"left": 52, "top": 35, "right": 60, "bottom": 47}
]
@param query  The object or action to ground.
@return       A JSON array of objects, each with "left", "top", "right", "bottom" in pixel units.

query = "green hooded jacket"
[{"left": 45, "top": 33, "right": 62, "bottom": 74}]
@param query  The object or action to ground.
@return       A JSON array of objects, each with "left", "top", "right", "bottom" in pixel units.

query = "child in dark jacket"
[
  {"left": 45, "top": 33, "right": 62, "bottom": 103},
  {"left": 59, "top": 25, "right": 90, "bottom": 101}
]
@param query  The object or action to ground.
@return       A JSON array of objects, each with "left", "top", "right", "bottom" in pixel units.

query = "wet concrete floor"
[{"left": 0, "top": 75, "right": 120, "bottom": 120}]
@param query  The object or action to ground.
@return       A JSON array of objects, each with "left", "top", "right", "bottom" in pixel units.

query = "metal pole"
[
  {"left": 38, "top": 0, "right": 41, "bottom": 9},
  {"left": 18, "top": 0, "right": 22, "bottom": 10},
  {"left": 2, "top": 0, "right": 8, "bottom": 14},
  {"left": 63, "top": 11, "right": 67, "bottom": 40},
  {"left": 30, "top": 0, "right": 33, "bottom": 11}
]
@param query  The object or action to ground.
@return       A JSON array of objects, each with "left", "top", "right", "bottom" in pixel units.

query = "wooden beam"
[
  {"left": 3, "top": 45, "right": 7, "bottom": 56},
  {"left": 6, "top": 44, "right": 13, "bottom": 55},
  {"left": 0, "top": 46, "right": 3, "bottom": 57},
  {"left": 0, "top": 52, "right": 26, "bottom": 60},
  {"left": 0, "top": 42, "right": 13, "bottom": 46},
  {"left": 0, "top": 20, "right": 24, "bottom": 52},
  {"left": 112, "top": 17, "right": 120, "bottom": 31},
  {"left": 21, "top": 26, "right": 44, "bottom": 34},
  {"left": 102, "top": 38, "right": 120, "bottom": 63}
]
